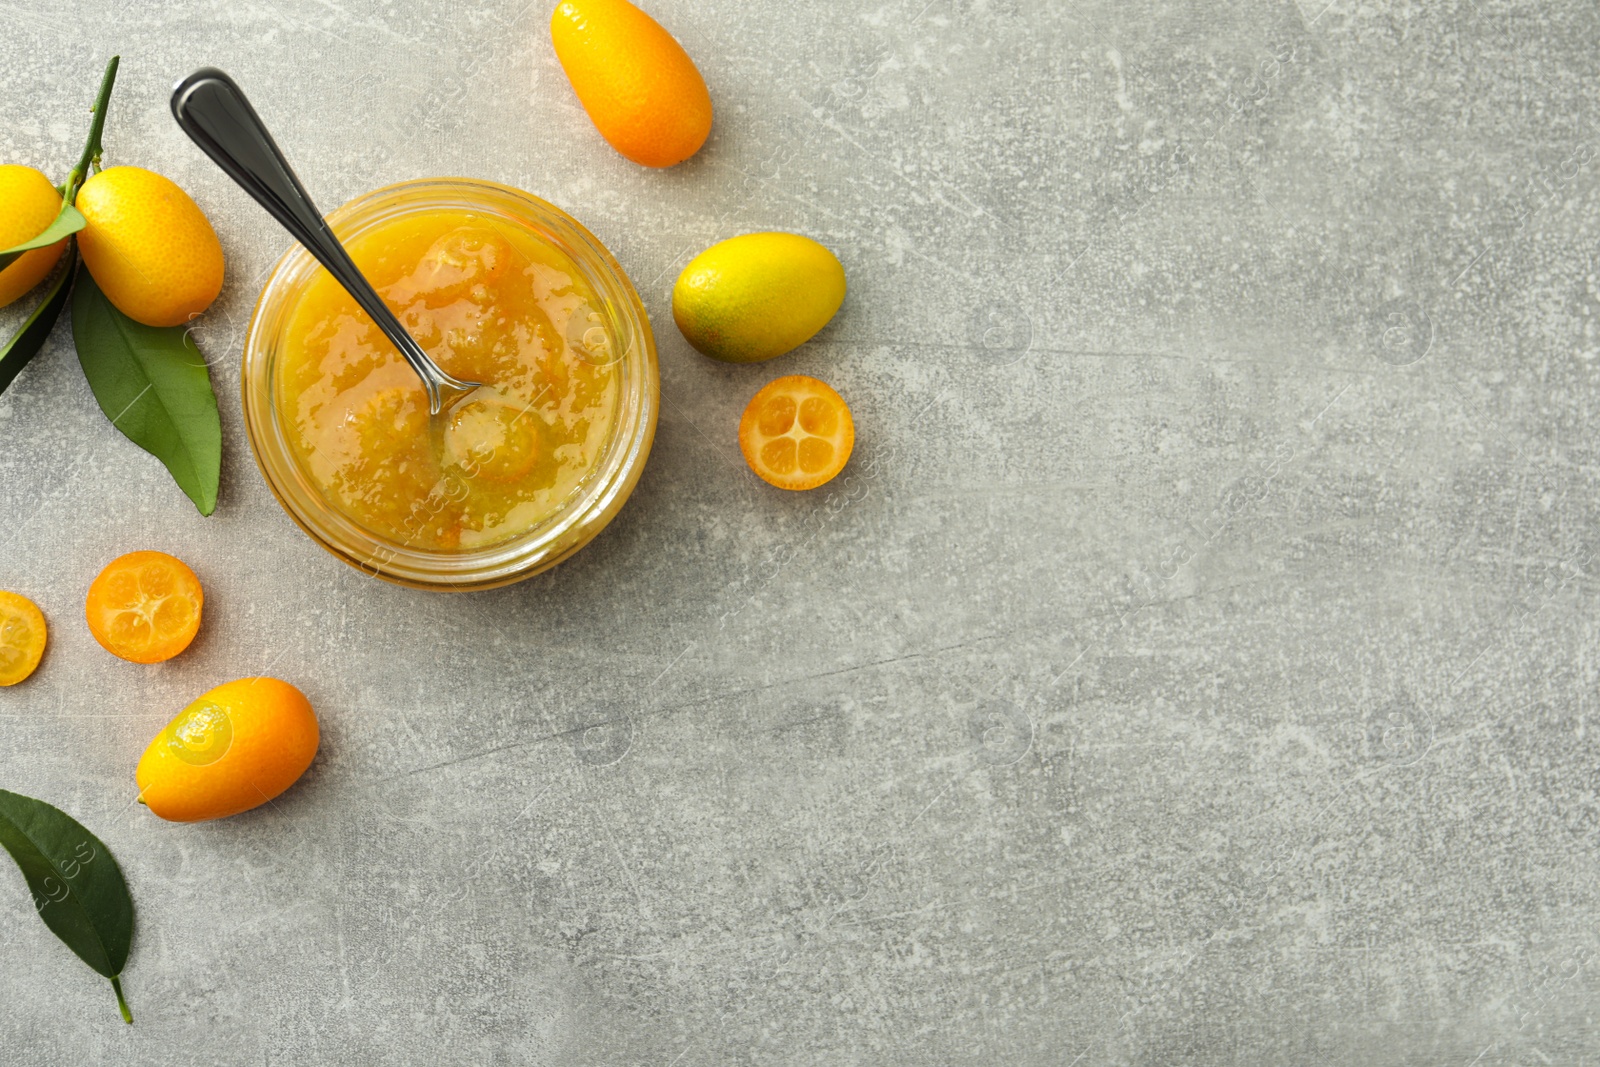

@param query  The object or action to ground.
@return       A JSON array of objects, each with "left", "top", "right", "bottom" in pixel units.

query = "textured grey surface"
[{"left": 2, "top": 0, "right": 1599, "bottom": 1063}]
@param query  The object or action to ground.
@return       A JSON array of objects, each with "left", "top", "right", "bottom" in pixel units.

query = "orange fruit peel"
[
  {"left": 551, "top": 0, "right": 714, "bottom": 168},
  {"left": 85, "top": 551, "right": 204, "bottom": 664},
  {"left": 0, "top": 165, "right": 69, "bottom": 309},
  {"left": 738, "top": 375, "right": 855, "bottom": 490},
  {"left": 672, "top": 233, "right": 848, "bottom": 364},
  {"left": 0, "top": 591, "right": 47, "bottom": 686},
  {"left": 76, "top": 166, "right": 224, "bottom": 327},
  {"left": 136, "top": 677, "right": 320, "bottom": 822}
]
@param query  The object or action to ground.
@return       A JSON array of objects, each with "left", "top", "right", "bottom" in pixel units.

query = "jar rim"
[{"left": 241, "top": 177, "right": 658, "bottom": 591}]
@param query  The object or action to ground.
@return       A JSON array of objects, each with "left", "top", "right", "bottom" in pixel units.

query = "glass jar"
[{"left": 241, "top": 177, "right": 658, "bottom": 590}]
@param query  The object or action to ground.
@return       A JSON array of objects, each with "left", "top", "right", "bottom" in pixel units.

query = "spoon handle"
[{"left": 170, "top": 68, "right": 448, "bottom": 411}]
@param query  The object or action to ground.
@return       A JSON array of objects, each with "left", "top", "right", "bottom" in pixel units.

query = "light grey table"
[{"left": 2, "top": 1, "right": 1598, "bottom": 1063}]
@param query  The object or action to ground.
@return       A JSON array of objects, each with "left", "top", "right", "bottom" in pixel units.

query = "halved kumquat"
[
  {"left": 86, "top": 551, "right": 204, "bottom": 664},
  {"left": 0, "top": 591, "right": 47, "bottom": 686},
  {"left": 738, "top": 375, "right": 854, "bottom": 490}
]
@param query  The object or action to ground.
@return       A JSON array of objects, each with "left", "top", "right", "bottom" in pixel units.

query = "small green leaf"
[
  {"left": 0, "top": 204, "right": 87, "bottom": 274},
  {"left": 0, "top": 790, "right": 135, "bottom": 1023},
  {"left": 0, "top": 245, "right": 77, "bottom": 397},
  {"left": 71, "top": 264, "right": 221, "bottom": 515}
]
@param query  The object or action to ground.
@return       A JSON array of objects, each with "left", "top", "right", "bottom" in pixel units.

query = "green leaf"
[
  {"left": 71, "top": 264, "right": 221, "bottom": 515},
  {"left": 0, "top": 245, "right": 76, "bottom": 397},
  {"left": 0, "top": 204, "right": 86, "bottom": 274},
  {"left": 0, "top": 790, "right": 135, "bottom": 1023}
]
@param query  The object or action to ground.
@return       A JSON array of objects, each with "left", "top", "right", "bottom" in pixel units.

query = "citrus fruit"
[
  {"left": 0, "top": 591, "right": 47, "bottom": 686},
  {"left": 673, "top": 233, "right": 846, "bottom": 363},
  {"left": 135, "top": 677, "right": 319, "bottom": 822},
  {"left": 0, "top": 165, "right": 69, "bottom": 309},
  {"left": 738, "top": 375, "right": 855, "bottom": 490},
  {"left": 75, "top": 166, "right": 224, "bottom": 327},
  {"left": 551, "top": 0, "right": 713, "bottom": 168},
  {"left": 85, "top": 551, "right": 203, "bottom": 664}
]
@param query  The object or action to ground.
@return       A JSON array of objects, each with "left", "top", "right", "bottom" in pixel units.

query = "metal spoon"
[{"left": 170, "top": 68, "right": 482, "bottom": 415}]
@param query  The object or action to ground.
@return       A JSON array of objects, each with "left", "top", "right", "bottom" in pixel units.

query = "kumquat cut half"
[
  {"left": 0, "top": 591, "right": 48, "bottom": 686},
  {"left": 86, "top": 551, "right": 204, "bottom": 664},
  {"left": 738, "top": 375, "right": 855, "bottom": 491}
]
